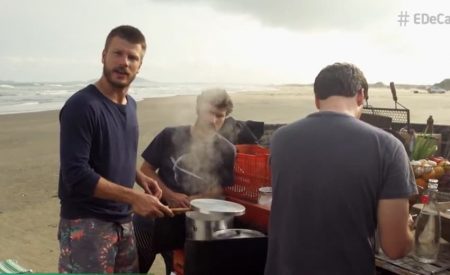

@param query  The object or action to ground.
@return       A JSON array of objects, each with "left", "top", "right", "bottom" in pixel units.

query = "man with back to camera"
[
  {"left": 58, "top": 25, "right": 173, "bottom": 273},
  {"left": 133, "top": 89, "right": 238, "bottom": 274},
  {"left": 264, "top": 62, "right": 417, "bottom": 275}
]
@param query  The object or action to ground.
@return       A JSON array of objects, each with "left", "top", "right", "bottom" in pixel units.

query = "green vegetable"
[{"left": 412, "top": 134, "right": 438, "bottom": 160}]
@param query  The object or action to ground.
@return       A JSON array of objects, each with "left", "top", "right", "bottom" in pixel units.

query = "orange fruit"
[
  {"left": 415, "top": 177, "right": 427, "bottom": 189},
  {"left": 440, "top": 160, "right": 450, "bottom": 173},
  {"left": 433, "top": 166, "right": 445, "bottom": 179},
  {"left": 422, "top": 169, "right": 437, "bottom": 181}
]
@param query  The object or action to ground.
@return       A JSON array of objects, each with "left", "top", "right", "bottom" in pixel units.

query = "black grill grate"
[{"left": 362, "top": 106, "right": 410, "bottom": 128}]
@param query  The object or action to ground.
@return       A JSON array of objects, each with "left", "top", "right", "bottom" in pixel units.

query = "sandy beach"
[{"left": 0, "top": 85, "right": 449, "bottom": 273}]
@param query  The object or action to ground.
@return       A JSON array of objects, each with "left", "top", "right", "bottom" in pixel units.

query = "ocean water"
[{"left": 0, "top": 81, "right": 276, "bottom": 115}]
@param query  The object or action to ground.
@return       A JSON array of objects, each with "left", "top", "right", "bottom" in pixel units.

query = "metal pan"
[{"left": 212, "top": 228, "right": 265, "bottom": 240}]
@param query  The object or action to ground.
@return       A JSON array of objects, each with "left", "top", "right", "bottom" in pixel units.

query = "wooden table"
[{"left": 376, "top": 243, "right": 450, "bottom": 274}]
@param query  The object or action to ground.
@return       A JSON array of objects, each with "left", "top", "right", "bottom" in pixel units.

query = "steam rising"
[{"left": 172, "top": 132, "right": 229, "bottom": 195}]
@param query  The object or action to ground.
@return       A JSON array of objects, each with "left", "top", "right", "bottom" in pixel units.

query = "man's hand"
[
  {"left": 93, "top": 177, "right": 172, "bottom": 218},
  {"left": 132, "top": 192, "right": 173, "bottom": 218},
  {"left": 136, "top": 170, "right": 162, "bottom": 199},
  {"left": 165, "top": 191, "right": 190, "bottom": 208}
]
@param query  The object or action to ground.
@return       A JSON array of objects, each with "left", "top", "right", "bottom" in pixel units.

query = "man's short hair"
[
  {"left": 104, "top": 25, "right": 147, "bottom": 52},
  {"left": 314, "top": 62, "right": 368, "bottom": 100},
  {"left": 197, "top": 88, "right": 233, "bottom": 115}
]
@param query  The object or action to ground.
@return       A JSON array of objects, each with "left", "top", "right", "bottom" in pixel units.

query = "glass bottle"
[{"left": 413, "top": 179, "right": 441, "bottom": 263}]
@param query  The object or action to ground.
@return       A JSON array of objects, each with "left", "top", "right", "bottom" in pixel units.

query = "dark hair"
[
  {"left": 197, "top": 88, "right": 233, "bottom": 115},
  {"left": 104, "top": 25, "right": 147, "bottom": 52},
  {"left": 314, "top": 62, "right": 368, "bottom": 100}
]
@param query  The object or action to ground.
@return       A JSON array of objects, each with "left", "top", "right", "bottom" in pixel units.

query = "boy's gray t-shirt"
[{"left": 265, "top": 111, "right": 417, "bottom": 275}]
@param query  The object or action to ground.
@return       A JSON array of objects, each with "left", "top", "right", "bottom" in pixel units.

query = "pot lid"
[
  {"left": 212, "top": 229, "right": 265, "bottom": 239},
  {"left": 190, "top": 199, "right": 245, "bottom": 216}
]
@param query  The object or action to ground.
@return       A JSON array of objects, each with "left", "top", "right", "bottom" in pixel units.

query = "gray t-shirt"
[{"left": 265, "top": 111, "right": 417, "bottom": 275}]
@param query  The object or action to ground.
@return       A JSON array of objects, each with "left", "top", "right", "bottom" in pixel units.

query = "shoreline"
[{"left": 1, "top": 86, "right": 450, "bottom": 125}]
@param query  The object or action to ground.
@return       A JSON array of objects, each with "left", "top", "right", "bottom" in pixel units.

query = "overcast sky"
[{"left": 1, "top": 0, "right": 449, "bottom": 84}]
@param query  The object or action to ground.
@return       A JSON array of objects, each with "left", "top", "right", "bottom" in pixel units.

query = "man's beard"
[{"left": 103, "top": 66, "right": 136, "bottom": 88}]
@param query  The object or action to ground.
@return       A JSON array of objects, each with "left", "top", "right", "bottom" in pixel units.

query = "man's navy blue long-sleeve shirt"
[{"left": 58, "top": 84, "right": 138, "bottom": 222}]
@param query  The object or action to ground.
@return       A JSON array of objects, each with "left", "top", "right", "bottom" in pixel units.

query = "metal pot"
[
  {"left": 186, "top": 199, "right": 246, "bottom": 240},
  {"left": 185, "top": 211, "right": 234, "bottom": 240}
]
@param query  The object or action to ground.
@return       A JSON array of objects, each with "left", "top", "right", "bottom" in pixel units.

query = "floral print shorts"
[{"left": 57, "top": 218, "right": 138, "bottom": 273}]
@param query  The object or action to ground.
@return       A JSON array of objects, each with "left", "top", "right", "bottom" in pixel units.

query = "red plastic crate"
[{"left": 225, "top": 144, "right": 271, "bottom": 203}]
